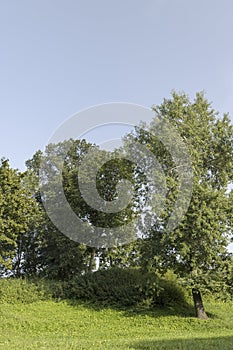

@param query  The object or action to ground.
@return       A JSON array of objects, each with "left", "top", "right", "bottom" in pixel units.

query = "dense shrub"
[
  {"left": 0, "top": 278, "right": 50, "bottom": 304},
  {"left": 0, "top": 269, "right": 188, "bottom": 307},
  {"left": 64, "top": 268, "right": 187, "bottom": 307},
  {"left": 0, "top": 278, "right": 69, "bottom": 304},
  {"left": 64, "top": 268, "right": 145, "bottom": 306}
]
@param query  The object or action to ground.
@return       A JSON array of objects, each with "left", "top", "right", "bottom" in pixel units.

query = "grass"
[{"left": 0, "top": 299, "right": 232, "bottom": 349}]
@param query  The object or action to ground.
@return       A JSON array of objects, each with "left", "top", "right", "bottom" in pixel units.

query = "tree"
[
  {"left": 0, "top": 159, "right": 38, "bottom": 276},
  {"left": 24, "top": 141, "right": 92, "bottom": 279},
  {"left": 136, "top": 92, "right": 233, "bottom": 319},
  {"left": 24, "top": 138, "right": 137, "bottom": 278}
]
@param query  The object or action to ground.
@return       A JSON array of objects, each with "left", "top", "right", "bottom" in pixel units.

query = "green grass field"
[{"left": 0, "top": 299, "right": 232, "bottom": 349}]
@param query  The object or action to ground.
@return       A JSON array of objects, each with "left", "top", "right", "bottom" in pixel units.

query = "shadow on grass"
[
  {"left": 66, "top": 298, "right": 198, "bottom": 318},
  {"left": 129, "top": 335, "right": 233, "bottom": 350}
]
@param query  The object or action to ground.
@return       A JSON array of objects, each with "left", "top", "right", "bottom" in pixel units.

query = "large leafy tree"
[
  {"left": 24, "top": 141, "right": 92, "bottom": 279},
  {"left": 0, "top": 159, "right": 38, "bottom": 275},
  {"left": 137, "top": 92, "right": 233, "bottom": 319},
  {"left": 25, "top": 139, "right": 137, "bottom": 278}
]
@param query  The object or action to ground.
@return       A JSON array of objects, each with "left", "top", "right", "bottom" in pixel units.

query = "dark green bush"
[
  {"left": 153, "top": 274, "right": 188, "bottom": 306},
  {"left": 0, "top": 269, "right": 188, "bottom": 307},
  {"left": 63, "top": 268, "right": 144, "bottom": 306},
  {"left": 64, "top": 268, "right": 187, "bottom": 307}
]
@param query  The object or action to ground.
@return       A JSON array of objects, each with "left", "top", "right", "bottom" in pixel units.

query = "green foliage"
[
  {"left": 24, "top": 139, "right": 138, "bottom": 279},
  {"left": 0, "top": 278, "right": 71, "bottom": 304},
  {"left": 24, "top": 140, "right": 95, "bottom": 278},
  {"left": 63, "top": 268, "right": 187, "bottom": 308},
  {"left": 98, "top": 241, "right": 141, "bottom": 269},
  {"left": 0, "top": 278, "right": 50, "bottom": 304},
  {"left": 0, "top": 271, "right": 187, "bottom": 308},
  {"left": 0, "top": 159, "right": 39, "bottom": 275},
  {"left": 154, "top": 272, "right": 189, "bottom": 307},
  {"left": 65, "top": 268, "right": 145, "bottom": 306},
  {"left": 135, "top": 92, "right": 233, "bottom": 317}
]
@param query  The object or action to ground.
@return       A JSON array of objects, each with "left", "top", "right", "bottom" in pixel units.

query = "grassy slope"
[{"left": 0, "top": 300, "right": 232, "bottom": 350}]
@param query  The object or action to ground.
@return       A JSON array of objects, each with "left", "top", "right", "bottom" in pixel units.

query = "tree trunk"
[
  {"left": 14, "top": 235, "right": 23, "bottom": 277},
  {"left": 192, "top": 288, "right": 208, "bottom": 320},
  {"left": 88, "top": 248, "right": 95, "bottom": 272}
]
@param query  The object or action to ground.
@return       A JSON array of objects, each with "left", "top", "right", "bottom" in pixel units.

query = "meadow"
[{"left": 0, "top": 298, "right": 232, "bottom": 349}]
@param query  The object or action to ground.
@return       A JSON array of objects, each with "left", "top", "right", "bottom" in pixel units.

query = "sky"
[{"left": 1, "top": 0, "right": 233, "bottom": 169}]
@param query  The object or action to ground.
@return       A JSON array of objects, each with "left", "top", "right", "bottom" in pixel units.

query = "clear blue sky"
[{"left": 1, "top": 0, "right": 233, "bottom": 170}]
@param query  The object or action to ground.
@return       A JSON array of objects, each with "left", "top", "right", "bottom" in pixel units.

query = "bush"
[
  {"left": 0, "top": 269, "right": 188, "bottom": 308},
  {"left": 0, "top": 278, "right": 67, "bottom": 304},
  {"left": 64, "top": 268, "right": 188, "bottom": 307},
  {"left": 64, "top": 268, "right": 145, "bottom": 306},
  {"left": 0, "top": 278, "right": 48, "bottom": 304},
  {"left": 153, "top": 272, "right": 189, "bottom": 306}
]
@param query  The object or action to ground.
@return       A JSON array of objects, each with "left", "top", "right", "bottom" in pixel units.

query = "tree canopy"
[{"left": 137, "top": 92, "right": 233, "bottom": 318}]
